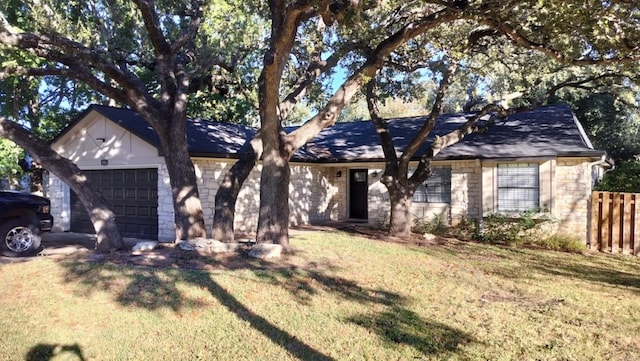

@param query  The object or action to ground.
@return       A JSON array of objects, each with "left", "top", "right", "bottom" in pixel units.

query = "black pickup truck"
[{"left": 0, "top": 191, "right": 54, "bottom": 257}]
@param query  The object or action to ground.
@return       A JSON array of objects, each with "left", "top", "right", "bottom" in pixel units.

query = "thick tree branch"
[
  {"left": 366, "top": 80, "right": 399, "bottom": 175},
  {"left": 484, "top": 19, "right": 640, "bottom": 65},
  {"left": 430, "top": 104, "right": 507, "bottom": 158},
  {"left": 543, "top": 72, "right": 633, "bottom": 101},
  {"left": 0, "top": 65, "right": 131, "bottom": 104},
  {"left": 0, "top": 30, "right": 157, "bottom": 113},
  {"left": 285, "top": 7, "right": 460, "bottom": 155},
  {"left": 170, "top": 0, "right": 204, "bottom": 53},
  {"left": 279, "top": 41, "right": 363, "bottom": 120},
  {"left": 397, "top": 57, "right": 459, "bottom": 178},
  {"left": 131, "top": 0, "right": 172, "bottom": 55}
]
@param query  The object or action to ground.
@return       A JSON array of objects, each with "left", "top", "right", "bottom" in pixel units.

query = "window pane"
[
  {"left": 412, "top": 166, "right": 451, "bottom": 203},
  {"left": 497, "top": 163, "right": 539, "bottom": 212},
  {"left": 413, "top": 184, "right": 427, "bottom": 203}
]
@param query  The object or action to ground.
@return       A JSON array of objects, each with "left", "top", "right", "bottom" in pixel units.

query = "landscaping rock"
[
  {"left": 248, "top": 243, "right": 282, "bottom": 259},
  {"left": 178, "top": 238, "right": 244, "bottom": 254},
  {"left": 132, "top": 241, "right": 158, "bottom": 252},
  {"left": 423, "top": 233, "right": 437, "bottom": 241},
  {"left": 177, "top": 241, "right": 196, "bottom": 251}
]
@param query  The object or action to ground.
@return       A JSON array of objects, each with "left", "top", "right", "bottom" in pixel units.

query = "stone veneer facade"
[
  {"left": 552, "top": 158, "right": 594, "bottom": 239},
  {"left": 49, "top": 160, "right": 348, "bottom": 241},
  {"left": 48, "top": 157, "right": 596, "bottom": 243},
  {"left": 366, "top": 160, "right": 482, "bottom": 227}
]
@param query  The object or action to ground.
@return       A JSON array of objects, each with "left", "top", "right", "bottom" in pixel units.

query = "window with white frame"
[
  {"left": 497, "top": 163, "right": 539, "bottom": 212},
  {"left": 412, "top": 166, "right": 452, "bottom": 203}
]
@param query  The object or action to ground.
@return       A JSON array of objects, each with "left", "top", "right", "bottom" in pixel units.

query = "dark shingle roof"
[
  {"left": 79, "top": 105, "right": 256, "bottom": 157},
  {"left": 58, "top": 104, "right": 602, "bottom": 162},
  {"left": 294, "top": 104, "right": 603, "bottom": 162}
]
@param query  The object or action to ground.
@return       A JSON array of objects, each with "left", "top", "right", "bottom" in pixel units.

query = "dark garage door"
[{"left": 70, "top": 168, "right": 159, "bottom": 240}]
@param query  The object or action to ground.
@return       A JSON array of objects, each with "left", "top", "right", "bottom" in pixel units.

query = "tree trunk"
[
  {"left": 212, "top": 150, "right": 258, "bottom": 241},
  {"left": 68, "top": 178, "right": 122, "bottom": 253},
  {"left": 256, "top": 150, "right": 291, "bottom": 251},
  {"left": 383, "top": 179, "right": 416, "bottom": 238},
  {"left": 160, "top": 129, "right": 207, "bottom": 241},
  {"left": 0, "top": 117, "right": 123, "bottom": 252}
]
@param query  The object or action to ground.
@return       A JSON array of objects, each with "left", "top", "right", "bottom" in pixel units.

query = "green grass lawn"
[{"left": 1, "top": 231, "right": 639, "bottom": 361}]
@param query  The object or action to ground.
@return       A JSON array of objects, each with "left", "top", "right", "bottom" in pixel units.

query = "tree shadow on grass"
[
  {"left": 466, "top": 246, "right": 640, "bottom": 292},
  {"left": 62, "top": 260, "right": 335, "bottom": 360},
  {"left": 348, "top": 306, "right": 475, "bottom": 358},
  {"left": 194, "top": 272, "right": 335, "bottom": 361},
  {"left": 429, "top": 242, "right": 640, "bottom": 293},
  {"left": 249, "top": 266, "right": 404, "bottom": 306},
  {"left": 25, "top": 343, "right": 86, "bottom": 361},
  {"left": 59, "top": 255, "right": 414, "bottom": 361},
  {"left": 62, "top": 263, "right": 201, "bottom": 311}
]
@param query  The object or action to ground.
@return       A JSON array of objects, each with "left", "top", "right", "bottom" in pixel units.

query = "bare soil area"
[{"left": 1, "top": 223, "right": 451, "bottom": 270}]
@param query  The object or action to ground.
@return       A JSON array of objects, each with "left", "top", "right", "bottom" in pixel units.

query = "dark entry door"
[
  {"left": 70, "top": 168, "right": 158, "bottom": 239},
  {"left": 349, "top": 169, "right": 368, "bottom": 220}
]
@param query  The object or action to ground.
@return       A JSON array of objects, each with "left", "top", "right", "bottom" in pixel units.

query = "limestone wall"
[
  {"left": 48, "top": 174, "right": 70, "bottom": 232},
  {"left": 367, "top": 161, "right": 480, "bottom": 227},
  {"left": 192, "top": 160, "right": 344, "bottom": 237},
  {"left": 552, "top": 158, "right": 592, "bottom": 240},
  {"left": 48, "top": 156, "right": 594, "bottom": 243},
  {"left": 451, "top": 161, "right": 481, "bottom": 225}
]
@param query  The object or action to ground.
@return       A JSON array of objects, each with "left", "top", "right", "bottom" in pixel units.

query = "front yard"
[{"left": 1, "top": 230, "right": 639, "bottom": 360}]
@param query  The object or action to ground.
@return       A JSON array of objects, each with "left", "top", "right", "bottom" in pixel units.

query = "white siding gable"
[{"left": 52, "top": 110, "right": 163, "bottom": 167}]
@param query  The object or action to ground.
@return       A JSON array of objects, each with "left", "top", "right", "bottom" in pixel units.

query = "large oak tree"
[
  {"left": 215, "top": 0, "right": 639, "bottom": 244},
  {"left": 0, "top": 0, "right": 262, "bottom": 245}
]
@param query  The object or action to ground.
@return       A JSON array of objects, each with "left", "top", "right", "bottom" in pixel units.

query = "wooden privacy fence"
[{"left": 590, "top": 192, "right": 640, "bottom": 256}]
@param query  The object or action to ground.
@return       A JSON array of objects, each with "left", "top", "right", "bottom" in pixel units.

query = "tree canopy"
[
  {"left": 1, "top": 0, "right": 639, "bottom": 247},
  {"left": 1, "top": 0, "right": 269, "bottom": 247}
]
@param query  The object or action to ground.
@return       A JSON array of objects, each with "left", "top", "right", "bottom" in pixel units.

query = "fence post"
[
  {"left": 622, "top": 193, "right": 632, "bottom": 255},
  {"left": 612, "top": 193, "right": 622, "bottom": 253},
  {"left": 589, "top": 192, "right": 601, "bottom": 250},
  {"left": 589, "top": 192, "right": 601, "bottom": 251},
  {"left": 633, "top": 194, "right": 639, "bottom": 256},
  {"left": 603, "top": 192, "right": 613, "bottom": 252}
]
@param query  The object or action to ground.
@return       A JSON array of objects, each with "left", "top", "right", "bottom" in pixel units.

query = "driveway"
[{"left": 0, "top": 232, "right": 142, "bottom": 264}]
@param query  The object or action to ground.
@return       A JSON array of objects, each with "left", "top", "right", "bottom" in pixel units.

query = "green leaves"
[
  {"left": 0, "top": 138, "right": 26, "bottom": 185},
  {"left": 595, "top": 160, "right": 640, "bottom": 193}
]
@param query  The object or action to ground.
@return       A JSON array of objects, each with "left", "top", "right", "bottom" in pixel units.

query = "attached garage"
[{"left": 70, "top": 168, "right": 159, "bottom": 239}]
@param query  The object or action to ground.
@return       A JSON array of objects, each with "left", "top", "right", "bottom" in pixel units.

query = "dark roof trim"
[{"left": 290, "top": 151, "right": 607, "bottom": 164}]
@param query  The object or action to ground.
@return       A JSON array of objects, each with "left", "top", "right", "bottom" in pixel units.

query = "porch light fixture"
[
  {"left": 372, "top": 171, "right": 379, "bottom": 178},
  {"left": 336, "top": 170, "right": 342, "bottom": 177},
  {"left": 101, "top": 159, "right": 108, "bottom": 166}
]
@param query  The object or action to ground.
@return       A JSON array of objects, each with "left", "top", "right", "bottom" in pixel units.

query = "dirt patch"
[
  {"left": 1, "top": 223, "right": 458, "bottom": 270},
  {"left": 331, "top": 223, "right": 453, "bottom": 247},
  {"left": 88, "top": 243, "right": 260, "bottom": 270}
]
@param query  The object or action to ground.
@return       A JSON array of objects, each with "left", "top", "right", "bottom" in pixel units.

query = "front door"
[{"left": 349, "top": 169, "right": 368, "bottom": 220}]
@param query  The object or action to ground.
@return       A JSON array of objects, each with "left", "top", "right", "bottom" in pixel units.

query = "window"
[
  {"left": 412, "top": 166, "right": 452, "bottom": 203},
  {"left": 497, "top": 163, "right": 539, "bottom": 212}
]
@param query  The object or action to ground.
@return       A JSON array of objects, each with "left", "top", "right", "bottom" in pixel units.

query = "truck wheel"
[{"left": 0, "top": 219, "right": 42, "bottom": 257}]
